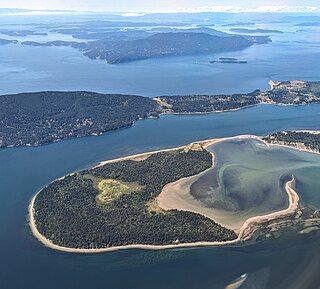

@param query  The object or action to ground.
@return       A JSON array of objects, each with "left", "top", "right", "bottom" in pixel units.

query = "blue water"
[
  {"left": 0, "top": 104, "right": 320, "bottom": 289},
  {"left": 1, "top": 13, "right": 320, "bottom": 289},
  {"left": 0, "top": 17, "right": 320, "bottom": 96}
]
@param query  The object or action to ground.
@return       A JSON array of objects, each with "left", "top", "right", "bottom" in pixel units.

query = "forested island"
[
  {"left": 210, "top": 57, "right": 248, "bottom": 64},
  {"left": 31, "top": 144, "right": 237, "bottom": 250},
  {"left": 19, "top": 31, "right": 269, "bottom": 64},
  {"left": 1, "top": 80, "right": 319, "bottom": 148},
  {"left": 230, "top": 28, "right": 284, "bottom": 34},
  {"left": 0, "top": 25, "right": 270, "bottom": 64}
]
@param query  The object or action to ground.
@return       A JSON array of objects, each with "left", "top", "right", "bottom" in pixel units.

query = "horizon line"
[{"left": 1, "top": 7, "right": 320, "bottom": 15}]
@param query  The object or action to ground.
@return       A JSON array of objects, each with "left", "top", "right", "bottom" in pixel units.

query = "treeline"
[
  {"left": 265, "top": 81, "right": 320, "bottom": 104},
  {"left": 159, "top": 90, "right": 260, "bottom": 113},
  {"left": 263, "top": 131, "right": 320, "bottom": 152},
  {"left": 34, "top": 148, "right": 237, "bottom": 249},
  {"left": 2, "top": 81, "right": 319, "bottom": 148},
  {"left": 0, "top": 91, "right": 160, "bottom": 147},
  {"left": 158, "top": 81, "right": 320, "bottom": 113}
]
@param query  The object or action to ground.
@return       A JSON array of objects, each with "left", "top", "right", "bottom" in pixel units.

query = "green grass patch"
[{"left": 96, "top": 179, "right": 143, "bottom": 205}]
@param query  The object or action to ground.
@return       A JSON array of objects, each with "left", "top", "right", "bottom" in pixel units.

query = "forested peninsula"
[
  {"left": 263, "top": 131, "right": 320, "bottom": 153},
  {"left": 0, "top": 91, "right": 160, "bottom": 147},
  {"left": 1, "top": 80, "right": 319, "bottom": 148},
  {"left": 31, "top": 144, "right": 237, "bottom": 250}
]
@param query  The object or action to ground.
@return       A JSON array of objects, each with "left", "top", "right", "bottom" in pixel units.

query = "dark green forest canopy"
[
  {"left": 158, "top": 81, "right": 320, "bottom": 113},
  {"left": 158, "top": 90, "right": 260, "bottom": 113},
  {"left": 33, "top": 148, "right": 237, "bottom": 249},
  {"left": 1, "top": 81, "right": 319, "bottom": 148},
  {"left": 0, "top": 91, "right": 160, "bottom": 147},
  {"left": 263, "top": 131, "right": 320, "bottom": 152}
]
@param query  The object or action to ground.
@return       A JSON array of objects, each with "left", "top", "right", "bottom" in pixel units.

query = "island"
[
  {"left": 295, "top": 22, "right": 320, "bottom": 27},
  {"left": 1, "top": 80, "right": 320, "bottom": 148},
  {"left": 30, "top": 143, "right": 237, "bottom": 251},
  {"left": 20, "top": 29, "right": 271, "bottom": 64},
  {"left": 210, "top": 57, "right": 248, "bottom": 64},
  {"left": 0, "top": 38, "right": 18, "bottom": 45},
  {"left": 230, "top": 28, "right": 284, "bottom": 34},
  {"left": 29, "top": 132, "right": 320, "bottom": 252},
  {"left": 222, "top": 22, "right": 255, "bottom": 27},
  {"left": 0, "top": 29, "right": 47, "bottom": 36}
]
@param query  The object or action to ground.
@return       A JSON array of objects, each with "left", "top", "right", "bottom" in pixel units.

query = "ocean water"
[
  {"left": 0, "top": 18, "right": 320, "bottom": 96},
  {"left": 0, "top": 104, "right": 320, "bottom": 289},
  {"left": 1, "top": 13, "right": 320, "bottom": 289}
]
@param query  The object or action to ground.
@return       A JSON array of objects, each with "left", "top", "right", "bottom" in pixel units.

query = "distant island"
[
  {"left": 20, "top": 31, "right": 270, "bottom": 64},
  {"left": 222, "top": 22, "right": 255, "bottom": 27},
  {"left": 0, "top": 38, "right": 17, "bottom": 45},
  {"left": 1, "top": 80, "right": 320, "bottom": 148},
  {"left": 295, "top": 22, "right": 320, "bottom": 27},
  {"left": 0, "top": 26, "right": 271, "bottom": 63},
  {"left": 29, "top": 132, "right": 320, "bottom": 252},
  {"left": 0, "top": 29, "right": 47, "bottom": 37},
  {"left": 210, "top": 57, "right": 248, "bottom": 64},
  {"left": 230, "top": 28, "right": 284, "bottom": 34}
]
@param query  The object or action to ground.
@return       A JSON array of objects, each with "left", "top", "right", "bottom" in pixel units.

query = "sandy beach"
[{"left": 29, "top": 134, "right": 307, "bottom": 253}]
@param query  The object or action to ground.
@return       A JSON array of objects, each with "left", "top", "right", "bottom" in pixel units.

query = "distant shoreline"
[
  {"left": 29, "top": 134, "right": 306, "bottom": 253},
  {"left": 3, "top": 78, "right": 320, "bottom": 150}
]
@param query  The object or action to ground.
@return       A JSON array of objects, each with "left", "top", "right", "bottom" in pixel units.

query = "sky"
[{"left": 1, "top": 0, "right": 320, "bottom": 13}]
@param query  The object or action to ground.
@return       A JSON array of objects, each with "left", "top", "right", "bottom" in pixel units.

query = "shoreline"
[
  {"left": 29, "top": 135, "right": 305, "bottom": 253},
  {"left": 4, "top": 101, "right": 320, "bottom": 150}
]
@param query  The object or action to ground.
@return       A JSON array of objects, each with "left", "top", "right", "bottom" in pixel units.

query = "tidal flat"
[{"left": 159, "top": 138, "right": 320, "bottom": 229}]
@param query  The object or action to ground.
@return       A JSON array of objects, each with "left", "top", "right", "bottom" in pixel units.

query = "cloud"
[
  {"left": 256, "top": 6, "right": 320, "bottom": 13},
  {"left": 193, "top": 5, "right": 320, "bottom": 13},
  {"left": 196, "top": 6, "right": 244, "bottom": 13},
  {"left": 121, "top": 12, "right": 146, "bottom": 17}
]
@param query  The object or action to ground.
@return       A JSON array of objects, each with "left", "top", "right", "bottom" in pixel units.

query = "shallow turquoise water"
[{"left": 187, "top": 138, "right": 320, "bottom": 228}]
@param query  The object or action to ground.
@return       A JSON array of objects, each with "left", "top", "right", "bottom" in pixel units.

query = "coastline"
[
  {"left": 29, "top": 135, "right": 305, "bottom": 253},
  {"left": 3, "top": 101, "right": 320, "bottom": 150}
]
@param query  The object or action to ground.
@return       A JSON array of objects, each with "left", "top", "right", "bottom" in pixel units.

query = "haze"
[{"left": 1, "top": 0, "right": 320, "bottom": 13}]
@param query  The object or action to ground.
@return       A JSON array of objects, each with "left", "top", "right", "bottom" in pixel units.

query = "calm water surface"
[
  {"left": 1, "top": 15, "right": 320, "bottom": 289},
  {"left": 0, "top": 104, "right": 320, "bottom": 289},
  {"left": 0, "top": 21, "right": 319, "bottom": 96}
]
